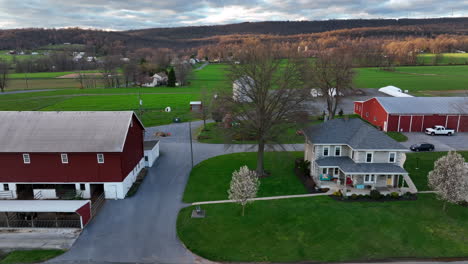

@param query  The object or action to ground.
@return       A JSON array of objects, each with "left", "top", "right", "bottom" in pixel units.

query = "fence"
[
  {"left": 0, "top": 219, "right": 81, "bottom": 228},
  {"left": 91, "top": 193, "right": 105, "bottom": 217}
]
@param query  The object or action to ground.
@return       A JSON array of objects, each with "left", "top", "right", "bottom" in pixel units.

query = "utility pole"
[{"left": 189, "top": 121, "right": 194, "bottom": 169}]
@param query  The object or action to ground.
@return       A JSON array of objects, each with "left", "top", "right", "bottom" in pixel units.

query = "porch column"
[{"left": 343, "top": 174, "right": 347, "bottom": 196}]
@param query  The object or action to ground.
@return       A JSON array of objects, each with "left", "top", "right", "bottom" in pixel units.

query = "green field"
[
  {"left": 8, "top": 70, "right": 99, "bottom": 79},
  {"left": 355, "top": 65, "right": 468, "bottom": 94},
  {"left": 178, "top": 194, "right": 468, "bottom": 262},
  {"left": 417, "top": 53, "right": 468, "bottom": 65},
  {"left": 183, "top": 152, "right": 306, "bottom": 203}
]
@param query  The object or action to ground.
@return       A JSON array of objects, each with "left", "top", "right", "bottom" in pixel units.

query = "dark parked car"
[{"left": 410, "top": 143, "right": 435, "bottom": 152}]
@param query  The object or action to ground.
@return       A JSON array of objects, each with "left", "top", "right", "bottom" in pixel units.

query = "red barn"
[
  {"left": 354, "top": 97, "right": 468, "bottom": 132},
  {"left": 0, "top": 111, "right": 145, "bottom": 200}
]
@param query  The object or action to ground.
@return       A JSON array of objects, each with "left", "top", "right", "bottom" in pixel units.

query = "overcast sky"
[{"left": 0, "top": 0, "right": 466, "bottom": 30}]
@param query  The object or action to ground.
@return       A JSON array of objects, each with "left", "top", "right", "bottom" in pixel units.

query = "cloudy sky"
[{"left": 0, "top": 0, "right": 466, "bottom": 30}]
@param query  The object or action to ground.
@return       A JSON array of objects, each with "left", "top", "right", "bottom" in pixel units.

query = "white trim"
[
  {"left": 409, "top": 115, "right": 413, "bottom": 132},
  {"left": 22, "top": 154, "right": 30, "bottom": 164},
  {"left": 311, "top": 143, "right": 405, "bottom": 152},
  {"left": 323, "top": 146, "right": 329, "bottom": 156},
  {"left": 364, "top": 174, "right": 376, "bottom": 184},
  {"left": 97, "top": 153, "right": 105, "bottom": 164},
  {"left": 445, "top": 115, "right": 448, "bottom": 128},
  {"left": 334, "top": 146, "right": 341, "bottom": 156},
  {"left": 365, "top": 152, "right": 373, "bottom": 163},
  {"left": 61, "top": 153, "right": 69, "bottom": 164},
  {"left": 388, "top": 152, "right": 396, "bottom": 163},
  {"left": 344, "top": 172, "right": 408, "bottom": 175},
  {"left": 457, "top": 115, "right": 461, "bottom": 132},
  {"left": 397, "top": 115, "right": 401, "bottom": 132},
  {"left": 421, "top": 115, "right": 425, "bottom": 132}
]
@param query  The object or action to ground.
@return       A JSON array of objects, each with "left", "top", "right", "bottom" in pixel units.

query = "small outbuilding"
[
  {"left": 378, "top": 86, "right": 413, "bottom": 97},
  {"left": 190, "top": 101, "right": 203, "bottom": 112},
  {"left": 144, "top": 141, "right": 160, "bottom": 168}
]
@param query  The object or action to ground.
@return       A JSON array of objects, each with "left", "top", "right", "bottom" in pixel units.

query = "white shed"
[
  {"left": 144, "top": 141, "right": 160, "bottom": 168},
  {"left": 378, "top": 86, "right": 413, "bottom": 97}
]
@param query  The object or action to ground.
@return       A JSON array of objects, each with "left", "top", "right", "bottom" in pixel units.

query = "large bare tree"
[
  {"left": 428, "top": 151, "right": 468, "bottom": 211},
  {"left": 217, "top": 43, "right": 309, "bottom": 176},
  {"left": 303, "top": 48, "right": 355, "bottom": 119},
  {"left": 174, "top": 61, "right": 192, "bottom": 86},
  {"left": 0, "top": 59, "right": 9, "bottom": 93}
]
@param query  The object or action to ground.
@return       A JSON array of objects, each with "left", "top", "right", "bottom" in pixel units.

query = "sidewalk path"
[{"left": 192, "top": 192, "right": 332, "bottom": 206}]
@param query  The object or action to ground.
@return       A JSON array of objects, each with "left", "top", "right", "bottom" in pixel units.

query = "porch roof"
[
  {"left": 315, "top": 156, "right": 408, "bottom": 174},
  {"left": 0, "top": 200, "right": 90, "bottom": 213}
]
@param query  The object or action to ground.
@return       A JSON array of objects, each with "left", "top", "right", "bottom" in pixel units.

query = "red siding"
[
  {"left": 388, "top": 115, "right": 399, "bottom": 131},
  {"left": 354, "top": 102, "right": 364, "bottom": 116},
  {"left": 360, "top": 98, "right": 388, "bottom": 130},
  {"left": 423, "top": 115, "right": 448, "bottom": 131},
  {"left": 460, "top": 116, "right": 468, "bottom": 132},
  {"left": 410, "top": 116, "right": 424, "bottom": 132},
  {"left": 447, "top": 116, "right": 459, "bottom": 130},
  {"left": 76, "top": 202, "right": 91, "bottom": 227},
  {"left": 0, "top": 152, "right": 123, "bottom": 182},
  {"left": 120, "top": 116, "right": 145, "bottom": 178},
  {"left": 398, "top": 116, "right": 411, "bottom": 132}
]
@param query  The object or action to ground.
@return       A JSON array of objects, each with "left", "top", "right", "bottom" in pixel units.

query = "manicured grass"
[
  {"left": 183, "top": 152, "right": 306, "bottom": 203},
  {"left": 8, "top": 70, "right": 99, "bottom": 79},
  {"left": 385, "top": 131, "right": 408, "bottom": 142},
  {"left": 0, "top": 249, "right": 65, "bottom": 264},
  {"left": 355, "top": 65, "right": 468, "bottom": 93},
  {"left": 404, "top": 151, "right": 468, "bottom": 191},
  {"left": 178, "top": 194, "right": 468, "bottom": 262},
  {"left": 197, "top": 122, "right": 306, "bottom": 144}
]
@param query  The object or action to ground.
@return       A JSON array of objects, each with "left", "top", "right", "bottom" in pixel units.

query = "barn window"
[
  {"left": 3, "top": 184, "right": 9, "bottom": 191},
  {"left": 23, "top": 154, "right": 31, "bottom": 164},
  {"left": 366, "top": 112, "right": 369, "bottom": 117},
  {"left": 61, "top": 154, "right": 69, "bottom": 164},
  {"left": 97, "top": 154, "right": 105, "bottom": 164},
  {"left": 80, "top": 184, "right": 86, "bottom": 191}
]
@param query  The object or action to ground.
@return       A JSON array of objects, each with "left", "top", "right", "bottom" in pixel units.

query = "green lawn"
[
  {"left": 8, "top": 70, "right": 99, "bottom": 79},
  {"left": 0, "top": 250, "right": 64, "bottom": 264},
  {"left": 355, "top": 65, "right": 468, "bottom": 93},
  {"left": 197, "top": 122, "right": 306, "bottom": 144},
  {"left": 404, "top": 151, "right": 468, "bottom": 191},
  {"left": 183, "top": 152, "right": 306, "bottom": 203},
  {"left": 178, "top": 194, "right": 468, "bottom": 262},
  {"left": 385, "top": 132, "right": 408, "bottom": 142}
]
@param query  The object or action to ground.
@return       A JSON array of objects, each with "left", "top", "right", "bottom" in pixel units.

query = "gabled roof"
[
  {"left": 315, "top": 156, "right": 407, "bottom": 174},
  {"left": 375, "top": 97, "right": 468, "bottom": 115},
  {"left": 303, "top": 118, "right": 406, "bottom": 150},
  {"left": 0, "top": 111, "right": 143, "bottom": 153}
]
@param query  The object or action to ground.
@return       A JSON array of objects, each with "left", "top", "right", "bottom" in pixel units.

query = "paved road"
[
  {"left": 50, "top": 121, "right": 302, "bottom": 264},
  {"left": 402, "top": 132, "right": 468, "bottom": 151},
  {"left": 0, "top": 89, "right": 57, "bottom": 95}
]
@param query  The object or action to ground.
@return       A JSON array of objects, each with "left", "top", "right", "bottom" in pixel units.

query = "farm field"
[
  {"left": 417, "top": 53, "right": 468, "bottom": 65},
  {"left": 355, "top": 65, "right": 468, "bottom": 95}
]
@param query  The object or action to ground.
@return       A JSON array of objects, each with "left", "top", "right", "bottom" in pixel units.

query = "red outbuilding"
[
  {"left": 0, "top": 111, "right": 146, "bottom": 200},
  {"left": 354, "top": 97, "right": 468, "bottom": 132}
]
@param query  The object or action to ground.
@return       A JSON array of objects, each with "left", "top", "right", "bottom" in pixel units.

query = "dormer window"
[
  {"left": 389, "top": 152, "right": 396, "bottom": 163},
  {"left": 366, "top": 152, "right": 373, "bottom": 163},
  {"left": 23, "top": 154, "right": 31, "bottom": 164},
  {"left": 335, "top": 146, "right": 341, "bottom": 156},
  {"left": 323, "top": 146, "right": 329, "bottom": 156}
]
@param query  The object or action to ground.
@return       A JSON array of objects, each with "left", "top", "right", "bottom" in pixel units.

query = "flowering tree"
[
  {"left": 228, "top": 166, "right": 260, "bottom": 216},
  {"left": 428, "top": 151, "right": 468, "bottom": 211}
]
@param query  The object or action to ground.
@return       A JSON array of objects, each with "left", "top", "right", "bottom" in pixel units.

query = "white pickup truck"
[{"left": 425, "top": 126, "right": 455, "bottom": 136}]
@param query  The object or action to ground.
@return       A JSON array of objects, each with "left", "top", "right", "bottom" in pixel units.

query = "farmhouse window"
[
  {"left": 389, "top": 152, "right": 396, "bottom": 163},
  {"left": 323, "top": 147, "right": 329, "bottom": 156},
  {"left": 364, "top": 174, "right": 376, "bottom": 183},
  {"left": 335, "top": 146, "right": 341, "bottom": 156},
  {"left": 366, "top": 152, "right": 373, "bottom": 163}
]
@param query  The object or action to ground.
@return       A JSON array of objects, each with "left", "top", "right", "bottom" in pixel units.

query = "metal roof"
[
  {"left": 376, "top": 97, "right": 468, "bottom": 115},
  {"left": 316, "top": 156, "right": 408, "bottom": 174},
  {"left": 0, "top": 111, "right": 142, "bottom": 153},
  {"left": 0, "top": 200, "right": 90, "bottom": 212},
  {"left": 303, "top": 118, "right": 406, "bottom": 150},
  {"left": 144, "top": 140, "right": 159, "bottom": 150}
]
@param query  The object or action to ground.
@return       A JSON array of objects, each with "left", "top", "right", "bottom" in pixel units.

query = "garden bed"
[{"left": 126, "top": 168, "right": 148, "bottom": 198}]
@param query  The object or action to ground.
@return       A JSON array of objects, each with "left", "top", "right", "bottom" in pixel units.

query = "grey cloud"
[{"left": 0, "top": 0, "right": 466, "bottom": 30}]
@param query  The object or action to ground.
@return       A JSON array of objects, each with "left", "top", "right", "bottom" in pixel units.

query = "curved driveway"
[{"left": 49, "top": 121, "right": 303, "bottom": 264}]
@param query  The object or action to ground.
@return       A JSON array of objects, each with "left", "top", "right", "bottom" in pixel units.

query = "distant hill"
[{"left": 1, "top": 17, "right": 468, "bottom": 51}]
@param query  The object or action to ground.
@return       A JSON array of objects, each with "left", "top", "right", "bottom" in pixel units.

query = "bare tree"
[
  {"left": 428, "top": 151, "right": 468, "bottom": 211},
  {"left": 100, "top": 56, "right": 121, "bottom": 88},
  {"left": 303, "top": 48, "right": 355, "bottom": 119},
  {"left": 216, "top": 43, "right": 309, "bottom": 176},
  {"left": 174, "top": 62, "right": 192, "bottom": 86},
  {"left": 197, "top": 87, "right": 212, "bottom": 130},
  {"left": 0, "top": 59, "right": 10, "bottom": 92},
  {"left": 122, "top": 62, "right": 139, "bottom": 88},
  {"left": 228, "top": 166, "right": 260, "bottom": 216}
]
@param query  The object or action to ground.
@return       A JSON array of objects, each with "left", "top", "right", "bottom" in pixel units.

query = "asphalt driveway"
[{"left": 402, "top": 132, "right": 468, "bottom": 151}]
